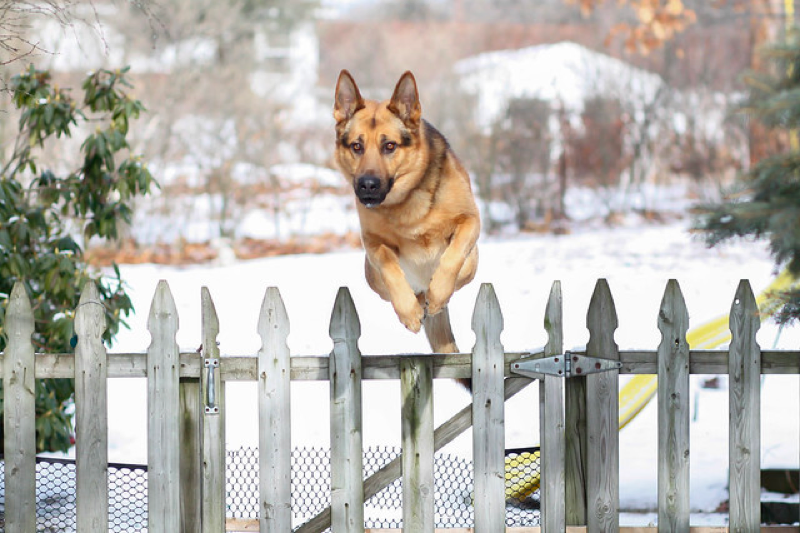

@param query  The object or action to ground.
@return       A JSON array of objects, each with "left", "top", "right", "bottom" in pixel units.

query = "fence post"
[
  {"left": 657, "top": 280, "right": 690, "bottom": 532},
  {"left": 401, "top": 357, "right": 434, "bottom": 532},
  {"left": 541, "top": 281, "right": 566, "bottom": 533},
  {"left": 179, "top": 375, "right": 201, "bottom": 533},
  {"left": 74, "top": 282, "right": 110, "bottom": 532},
  {"left": 329, "top": 287, "right": 364, "bottom": 532},
  {"left": 147, "top": 280, "right": 182, "bottom": 532},
  {"left": 258, "top": 287, "right": 292, "bottom": 532},
  {"left": 200, "top": 287, "right": 226, "bottom": 532},
  {"left": 471, "top": 283, "right": 506, "bottom": 532},
  {"left": 585, "top": 279, "right": 619, "bottom": 532},
  {"left": 728, "top": 280, "right": 761, "bottom": 533},
  {"left": 3, "top": 281, "right": 37, "bottom": 533}
]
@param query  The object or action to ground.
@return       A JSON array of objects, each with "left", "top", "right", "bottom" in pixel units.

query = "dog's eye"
[
  {"left": 351, "top": 142, "right": 363, "bottom": 155},
  {"left": 383, "top": 142, "right": 397, "bottom": 154}
]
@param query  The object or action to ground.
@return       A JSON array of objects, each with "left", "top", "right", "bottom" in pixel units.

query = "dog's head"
[{"left": 333, "top": 70, "right": 424, "bottom": 208}]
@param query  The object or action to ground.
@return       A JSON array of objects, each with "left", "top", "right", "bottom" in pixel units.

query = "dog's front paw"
[
  {"left": 426, "top": 276, "right": 455, "bottom": 316},
  {"left": 395, "top": 295, "right": 424, "bottom": 333}
]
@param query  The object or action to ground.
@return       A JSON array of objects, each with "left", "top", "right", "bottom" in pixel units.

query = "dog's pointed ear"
[
  {"left": 334, "top": 70, "right": 364, "bottom": 123},
  {"left": 388, "top": 71, "right": 421, "bottom": 127}
]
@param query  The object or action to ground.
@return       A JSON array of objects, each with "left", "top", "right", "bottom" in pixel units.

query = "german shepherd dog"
[{"left": 333, "top": 70, "right": 480, "bottom": 368}]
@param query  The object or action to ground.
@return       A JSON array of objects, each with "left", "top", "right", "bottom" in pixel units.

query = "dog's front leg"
[
  {"left": 426, "top": 216, "right": 480, "bottom": 316},
  {"left": 365, "top": 243, "right": 424, "bottom": 333}
]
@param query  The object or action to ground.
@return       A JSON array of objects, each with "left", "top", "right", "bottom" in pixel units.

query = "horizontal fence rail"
[{"left": 1, "top": 277, "right": 799, "bottom": 533}]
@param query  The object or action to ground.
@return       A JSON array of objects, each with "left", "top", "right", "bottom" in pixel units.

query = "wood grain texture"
[
  {"left": 728, "top": 280, "right": 761, "bottom": 533},
  {"left": 74, "top": 283, "right": 109, "bottom": 532},
  {"left": 585, "top": 279, "right": 619, "bottom": 533},
  {"left": 200, "top": 287, "right": 225, "bottom": 532},
  {"left": 401, "top": 357, "right": 434, "bottom": 532},
  {"left": 257, "top": 287, "right": 292, "bottom": 533},
  {"left": 657, "top": 280, "right": 690, "bottom": 532},
  {"left": 541, "top": 281, "right": 566, "bottom": 533},
  {"left": 147, "top": 280, "right": 181, "bottom": 533},
  {"left": 329, "top": 287, "right": 365, "bottom": 532},
  {"left": 179, "top": 377, "right": 201, "bottom": 533},
  {"left": 3, "top": 281, "right": 37, "bottom": 533},
  {"left": 471, "top": 283, "right": 506, "bottom": 533}
]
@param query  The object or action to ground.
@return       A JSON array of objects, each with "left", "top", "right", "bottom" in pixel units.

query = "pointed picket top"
[
  {"left": 147, "top": 280, "right": 179, "bottom": 341},
  {"left": 586, "top": 278, "right": 618, "bottom": 354},
  {"left": 74, "top": 282, "right": 106, "bottom": 341},
  {"left": 258, "top": 286, "right": 290, "bottom": 346},
  {"left": 658, "top": 279, "right": 689, "bottom": 345},
  {"left": 201, "top": 286, "right": 220, "bottom": 354},
  {"left": 729, "top": 279, "right": 760, "bottom": 336},
  {"left": 7, "top": 281, "right": 34, "bottom": 341},
  {"left": 329, "top": 286, "right": 361, "bottom": 341},
  {"left": 471, "top": 282, "right": 504, "bottom": 339},
  {"left": 544, "top": 280, "right": 563, "bottom": 357}
]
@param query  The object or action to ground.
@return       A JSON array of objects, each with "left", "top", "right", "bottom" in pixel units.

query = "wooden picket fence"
[{"left": 2, "top": 277, "right": 799, "bottom": 533}]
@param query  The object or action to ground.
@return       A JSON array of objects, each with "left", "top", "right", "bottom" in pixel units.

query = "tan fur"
[{"left": 333, "top": 70, "right": 480, "bottom": 363}]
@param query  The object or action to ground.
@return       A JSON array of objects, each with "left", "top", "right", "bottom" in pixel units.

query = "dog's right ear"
[{"left": 334, "top": 70, "right": 365, "bottom": 123}]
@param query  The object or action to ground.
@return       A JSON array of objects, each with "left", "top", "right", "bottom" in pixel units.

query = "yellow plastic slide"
[{"left": 506, "top": 271, "right": 796, "bottom": 500}]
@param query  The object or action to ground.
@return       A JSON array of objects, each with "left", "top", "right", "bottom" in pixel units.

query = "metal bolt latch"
[
  {"left": 511, "top": 351, "right": 622, "bottom": 379},
  {"left": 204, "top": 357, "right": 220, "bottom": 414}
]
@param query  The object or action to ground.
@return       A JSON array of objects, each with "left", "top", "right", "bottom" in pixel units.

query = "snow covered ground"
[{"left": 95, "top": 217, "right": 800, "bottom": 526}]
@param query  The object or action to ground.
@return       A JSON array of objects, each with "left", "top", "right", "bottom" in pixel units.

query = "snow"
[
  {"left": 95, "top": 219, "right": 800, "bottom": 526},
  {"left": 455, "top": 41, "right": 666, "bottom": 128}
]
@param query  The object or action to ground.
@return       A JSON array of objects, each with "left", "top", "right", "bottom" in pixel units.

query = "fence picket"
[
  {"left": 585, "top": 279, "right": 620, "bottom": 532},
  {"left": 657, "top": 280, "right": 690, "bottom": 532},
  {"left": 728, "top": 280, "right": 761, "bottom": 533},
  {"left": 74, "top": 283, "right": 110, "bottom": 532},
  {"left": 471, "top": 283, "right": 506, "bottom": 532},
  {"left": 200, "top": 287, "right": 226, "bottom": 532},
  {"left": 541, "top": 281, "right": 566, "bottom": 533},
  {"left": 147, "top": 280, "right": 181, "bottom": 532},
  {"left": 401, "top": 357, "right": 434, "bottom": 532},
  {"left": 258, "top": 287, "right": 292, "bottom": 533},
  {"left": 179, "top": 375, "right": 202, "bottom": 532},
  {"left": 329, "top": 287, "right": 365, "bottom": 532},
  {"left": 3, "top": 281, "right": 37, "bottom": 533}
]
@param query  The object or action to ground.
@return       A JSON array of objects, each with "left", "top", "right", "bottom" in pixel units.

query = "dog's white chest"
[{"left": 398, "top": 245, "right": 443, "bottom": 294}]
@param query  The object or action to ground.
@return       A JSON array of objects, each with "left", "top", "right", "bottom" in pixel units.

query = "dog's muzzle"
[{"left": 355, "top": 175, "right": 389, "bottom": 207}]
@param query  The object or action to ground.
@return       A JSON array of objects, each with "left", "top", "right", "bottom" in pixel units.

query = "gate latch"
[
  {"left": 511, "top": 351, "right": 622, "bottom": 379},
  {"left": 204, "top": 357, "right": 220, "bottom": 414}
]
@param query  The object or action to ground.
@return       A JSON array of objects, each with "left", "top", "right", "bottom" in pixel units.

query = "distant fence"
[{"left": 2, "top": 278, "right": 799, "bottom": 532}]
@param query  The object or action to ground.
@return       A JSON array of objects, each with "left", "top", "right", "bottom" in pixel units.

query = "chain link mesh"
[{"left": 0, "top": 447, "right": 540, "bottom": 531}]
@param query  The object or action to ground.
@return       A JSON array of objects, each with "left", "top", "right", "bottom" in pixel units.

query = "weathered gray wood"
[
  {"left": 565, "top": 363, "right": 587, "bottom": 523},
  {"left": 200, "top": 287, "right": 225, "bottom": 533},
  {"left": 292, "top": 376, "right": 536, "bottom": 534},
  {"left": 541, "top": 281, "right": 566, "bottom": 533},
  {"left": 401, "top": 357, "right": 434, "bottom": 532},
  {"left": 329, "top": 287, "right": 364, "bottom": 532},
  {"left": 471, "top": 283, "right": 506, "bottom": 532},
  {"left": 74, "top": 282, "right": 109, "bottom": 532},
  {"left": 3, "top": 281, "right": 37, "bottom": 533},
  {"left": 8, "top": 348, "right": 800, "bottom": 381},
  {"left": 585, "top": 279, "right": 620, "bottom": 532},
  {"left": 147, "top": 280, "right": 182, "bottom": 533},
  {"left": 657, "top": 280, "right": 690, "bottom": 532},
  {"left": 179, "top": 377, "right": 202, "bottom": 533},
  {"left": 257, "top": 287, "right": 292, "bottom": 533},
  {"left": 728, "top": 280, "right": 761, "bottom": 533}
]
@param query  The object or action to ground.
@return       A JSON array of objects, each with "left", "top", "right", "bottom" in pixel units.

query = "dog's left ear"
[{"left": 388, "top": 71, "right": 421, "bottom": 127}]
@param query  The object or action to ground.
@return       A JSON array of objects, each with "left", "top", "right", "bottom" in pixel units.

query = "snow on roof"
[{"left": 455, "top": 41, "right": 665, "bottom": 127}]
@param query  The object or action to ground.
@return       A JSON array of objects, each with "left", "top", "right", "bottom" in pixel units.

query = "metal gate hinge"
[{"left": 511, "top": 351, "right": 622, "bottom": 379}]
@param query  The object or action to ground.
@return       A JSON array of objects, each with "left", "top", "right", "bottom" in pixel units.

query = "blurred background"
[{"left": 2, "top": 0, "right": 791, "bottom": 261}]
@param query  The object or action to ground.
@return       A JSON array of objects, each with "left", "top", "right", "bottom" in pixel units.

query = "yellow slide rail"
[{"left": 506, "top": 271, "right": 796, "bottom": 500}]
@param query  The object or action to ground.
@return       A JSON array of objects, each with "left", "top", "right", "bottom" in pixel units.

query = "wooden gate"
[{"left": 2, "top": 278, "right": 799, "bottom": 532}]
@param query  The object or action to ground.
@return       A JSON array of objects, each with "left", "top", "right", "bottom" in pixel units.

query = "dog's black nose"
[
  {"left": 355, "top": 175, "right": 385, "bottom": 206},
  {"left": 357, "top": 176, "right": 381, "bottom": 195}
]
